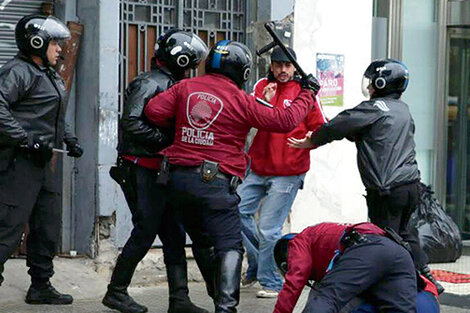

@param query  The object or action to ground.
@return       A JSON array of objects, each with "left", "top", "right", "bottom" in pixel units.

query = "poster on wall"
[{"left": 316, "top": 53, "right": 344, "bottom": 106}]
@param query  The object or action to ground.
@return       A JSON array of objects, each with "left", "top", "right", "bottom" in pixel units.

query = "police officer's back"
[
  {"left": 144, "top": 40, "right": 318, "bottom": 313},
  {"left": 0, "top": 15, "right": 83, "bottom": 305}
]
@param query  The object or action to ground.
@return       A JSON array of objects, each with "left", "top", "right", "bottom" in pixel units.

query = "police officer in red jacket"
[
  {"left": 272, "top": 222, "right": 417, "bottom": 313},
  {"left": 239, "top": 46, "right": 327, "bottom": 298},
  {"left": 144, "top": 40, "right": 319, "bottom": 313}
]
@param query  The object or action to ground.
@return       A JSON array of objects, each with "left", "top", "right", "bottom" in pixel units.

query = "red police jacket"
[
  {"left": 274, "top": 222, "right": 386, "bottom": 313},
  {"left": 249, "top": 77, "right": 327, "bottom": 176},
  {"left": 144, "top": 73, "right": 314, "bottom": 179}
]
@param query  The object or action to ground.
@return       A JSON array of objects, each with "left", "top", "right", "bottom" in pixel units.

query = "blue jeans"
[{"left": 238, "top": 171, "right": 304, "bottom": 291}]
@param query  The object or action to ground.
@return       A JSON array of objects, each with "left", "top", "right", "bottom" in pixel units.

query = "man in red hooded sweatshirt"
[{"left": 238, "top": 47, "right": 327, "bottom": 298}]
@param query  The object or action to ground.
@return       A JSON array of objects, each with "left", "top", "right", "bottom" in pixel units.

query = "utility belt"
[
  {"left": 341, "top": 227, "right": 411, "bottom": 254},
  {"left": 341, "top": 229, "right": 371, "bottom": 250},
  {"left": 157, "top": 157, "right": 240, "bottom": 193},
  {"left": 326, "top": 230, "right": 377, "bottom": 274},
  {"left": 326, "top": 227, "right": 412, "bottom": 275}
]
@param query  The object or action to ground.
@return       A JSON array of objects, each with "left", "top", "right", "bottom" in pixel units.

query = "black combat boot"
[
  {"left": 167, "top": 264, "right": 209, "bottom": 313},
  {"left": 103, "top": 285, "right": 147, "bottom": 313},
  {"left": 421, "top": 265, "right": 445, "bottom": 295},
  {"left": 25, "top": 280, "right": 73, "bottom": 305},
  {"left": 214, "top": 250, "right": 243, "bottom": 313},
  {"left": 102, "top": 255, "right": 148, "bottom": 313},
  {"left": 193, "top": 247, "right": 216, "bottom": 299}
]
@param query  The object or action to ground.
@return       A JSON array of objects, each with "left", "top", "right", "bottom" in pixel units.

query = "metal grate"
[
  {"left": 182, "top": 0, "right": 246, "bottom": 45},
  {"left": 119, "top": 0, "right": 247, "bottom": 115},
  {"left": 0, "top": 0, "right": 44, "bottom": 67}
]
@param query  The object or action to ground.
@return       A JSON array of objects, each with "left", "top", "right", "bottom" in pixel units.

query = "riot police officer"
[
  {"left": 0, "top": 15, "right": 83, "bottom": 304},
  {"left": 103, "top": 30, "right": 211, "bottom": 313},
  {"left": 288, "top": 59, "right": 444, "bottom": 294},
  {"left": 144, "top": 40, "right": 318, "bottom": 313}
]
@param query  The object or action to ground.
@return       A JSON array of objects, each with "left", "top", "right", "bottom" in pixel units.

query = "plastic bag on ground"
[{"left": 409, "top": 183, "right": 462, "bottom": 263}]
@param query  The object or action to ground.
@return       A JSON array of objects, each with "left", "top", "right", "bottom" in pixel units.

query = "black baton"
[{"left": 257, "top": 22, "right": 308, "bottom": 80}]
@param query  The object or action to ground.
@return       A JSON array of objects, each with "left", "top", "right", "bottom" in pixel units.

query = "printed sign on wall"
[{"left": 316, "top": 53, "right": 345, "bottom": 106}]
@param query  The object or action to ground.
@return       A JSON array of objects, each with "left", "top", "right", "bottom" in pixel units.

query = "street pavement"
[
  {"left": 1, "top": 258, "right": 469, "bottom": 313},
  {"left": 0, "top": 283, "right": 468, "bottom": 313}
]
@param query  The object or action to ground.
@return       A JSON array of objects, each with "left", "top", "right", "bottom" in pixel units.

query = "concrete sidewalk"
[{"left": 0, "top": 257, "right": 469, "bottom": 313}]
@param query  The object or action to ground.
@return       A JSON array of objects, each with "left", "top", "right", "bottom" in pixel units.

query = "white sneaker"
[{"left": 256, "top": 289, "right": 279, "bottom": 298}]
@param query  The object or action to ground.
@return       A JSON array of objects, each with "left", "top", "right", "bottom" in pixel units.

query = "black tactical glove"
[
  {"left": 26, "top": 134, "right": 53, "bottom": 167},
  {"left": 65, "top": 138, "right": 84, "bottom": 158},
  {"left": 300, "top": 74, "right": 321, "bottom": 96}
]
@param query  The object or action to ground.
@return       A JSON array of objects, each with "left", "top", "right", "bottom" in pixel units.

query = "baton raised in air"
[{"left": 256, "top": 22, "right": 308, "bottom": 80}]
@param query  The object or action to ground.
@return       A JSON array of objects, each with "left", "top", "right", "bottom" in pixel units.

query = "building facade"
[{"left": 0, "top": 0, "right": 468, "bottom": 256}]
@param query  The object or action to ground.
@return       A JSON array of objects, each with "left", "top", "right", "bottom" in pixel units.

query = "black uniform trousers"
[
  {"left": 303, "top": 235, "right": 417, "bottom": 313},
  {"left": 168, "top": 168, "right": 243, "bottom": 254},
  {"left": 0, "top": 153, "right": 60, "bottom": 285},
  {"left": 117, "top": 163, "right": 195, "bottom": 271},
  {"left": 366, "top": 182, "right": 428, "bottom": 268}
]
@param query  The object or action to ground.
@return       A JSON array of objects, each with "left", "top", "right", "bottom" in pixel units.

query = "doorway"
[{"left": 446, "top": 27, "right": 470, "bottom": 238}]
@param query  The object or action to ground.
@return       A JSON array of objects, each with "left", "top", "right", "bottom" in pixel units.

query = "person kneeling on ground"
[{"left": 272, "top": 222, "right": 420, "bottom": 313}]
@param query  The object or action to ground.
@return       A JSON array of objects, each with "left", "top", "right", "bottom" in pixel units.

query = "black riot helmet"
[
  {"left": 362, "top": 58, "right": 409, "bottom": 98},
  {"left": 205, "top": 40, "right": 252, "bottom": 88},
  {"left": 155, "top": 29, "right": 208, "bottom": 79},
  {"left": 15, "top": 15, "right": 70, "bottom": 63},
  {"left": 274, "top": 233, "right": 297, "bottom": 277}
]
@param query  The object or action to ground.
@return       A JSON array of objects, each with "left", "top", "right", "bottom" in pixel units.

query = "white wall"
[
  {"left": 271, "top": 0, "right": 294, "bottom": 20},
  {"left": 289, "top": 0, "right": 373, "bottom": 232}
]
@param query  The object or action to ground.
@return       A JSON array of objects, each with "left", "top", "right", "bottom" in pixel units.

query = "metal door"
[{"left": 445, "top": 27, "right": 470, "bottom": 238}]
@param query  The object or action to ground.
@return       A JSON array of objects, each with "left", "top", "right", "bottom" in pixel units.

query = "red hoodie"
[
  {"left": 144, "top": 73, "right": 314, "bottom": 179},
  {"left": 273, "top": 222, "right": 386, "bottom": 313},
  {"left": 249, "top": 78, "right": 327, "bottom": 176}
]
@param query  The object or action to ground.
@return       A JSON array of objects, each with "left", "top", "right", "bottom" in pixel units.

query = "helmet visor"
[
  {"left": 362, "top": 76, "right": 372, "bottom": 98},
  {"left": 41, "top": 16, "right": 71, "bottom": 41},
  {"left": 189, "top": 35, "right": 209, "bottom": 67}
]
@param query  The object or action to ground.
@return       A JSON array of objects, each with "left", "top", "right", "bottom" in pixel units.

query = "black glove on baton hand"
[
  {"left": 301, "top": 74, "right": 321, "bottom": 96},
  {"left": 65, "top": 139, "right": 84, "bottom": 158},
  {"left": 26, "top": 134, "right": 53, "bottom": 167}
]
